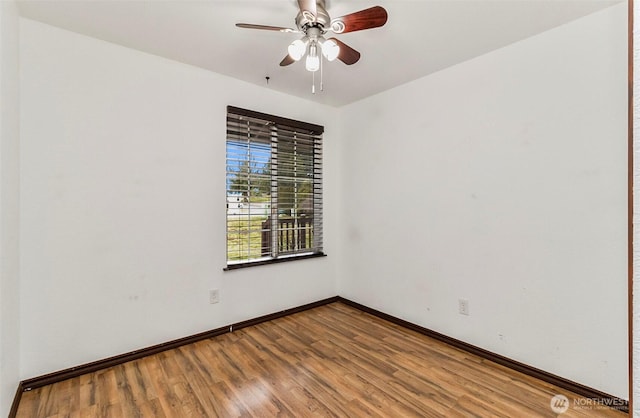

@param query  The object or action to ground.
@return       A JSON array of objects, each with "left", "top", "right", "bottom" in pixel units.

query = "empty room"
[{"left": 0, "top": 0, "right": 635, "bottom": 416}]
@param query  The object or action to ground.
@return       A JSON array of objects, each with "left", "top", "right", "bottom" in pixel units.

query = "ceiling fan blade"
[
  {"left": 330, "top": 6, "right": 388, "bottom": 34},
  {"left": 280, "top": 55, "right": 296, "bottom": 67},
  {"left": 328, "top": 38, "right": 361, "bottom": 65},
  {"left": 297, "top": 0, "right": 317, "bottom": 21},
  {"left": 236, "top": 23, "right": 296, "bottom": 33}
]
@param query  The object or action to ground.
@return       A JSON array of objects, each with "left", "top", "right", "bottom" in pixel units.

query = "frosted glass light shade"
[
  {"left": 288, "top": 39, "right": 307, "bottom": 61},
  {"left": 305, "top": 54, "right": 320, "bottom": 72},
  {"left": 321, "top": 39, "right": 340, "bottom": 62}
]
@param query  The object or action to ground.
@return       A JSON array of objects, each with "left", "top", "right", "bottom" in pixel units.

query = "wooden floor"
[{"left": 16, "top": 302, "right": 626, "bottom": 417}]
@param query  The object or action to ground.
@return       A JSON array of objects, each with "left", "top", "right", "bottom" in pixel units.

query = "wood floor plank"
[
  {"left": 15, "top": 390, "right": 39, "bottom": 418},
  {"left": 97, "top": 402, "right": 124, "bottom": 418},
  {"left": 113, "top": 366, "right": 142, "bottom": 417},
  {"left": 77, "top": 373, "right": 96, "bottom": 408},
  {"left": 94, "top": 369, "right": 119, "bottom": 407},
  {"left": 143, "top": 355, "right": 184, "bottom": 416},
  {"left": 172, "top": 381, "right": 209, "bottom": 417},
  {"left": 15, "top": 302, "right": 627, "bottom": 417}
]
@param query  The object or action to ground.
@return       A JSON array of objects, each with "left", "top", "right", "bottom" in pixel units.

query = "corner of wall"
[{"left": 0, "top": 0, "right": 21, "bottom": 416}]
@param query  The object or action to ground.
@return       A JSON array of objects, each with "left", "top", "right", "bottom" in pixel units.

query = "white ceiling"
[{"left": 17, "top": 0, "right": 621, "bottom": 107}]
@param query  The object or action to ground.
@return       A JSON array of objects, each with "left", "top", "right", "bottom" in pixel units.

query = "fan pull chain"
[
  {"left": 312, "top": 70, "right": 316, "bottom": 94},
  {"left": 320, "top": 53, "right": 324, "bottom": 92}
]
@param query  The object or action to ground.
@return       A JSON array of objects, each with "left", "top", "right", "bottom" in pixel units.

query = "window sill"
[{"left": 224, "top": 252, "right": 327, "bottom": 271}]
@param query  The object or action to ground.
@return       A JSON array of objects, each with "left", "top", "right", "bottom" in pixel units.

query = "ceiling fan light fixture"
[
  {"left": 320, "top": 38, "right": 340, "bottom": 62},
  {"left": 236, "top": 2, "right": 389, "bottom": 90},
  {"left": 288, "top": 39, "right": 307, "bottom": 61}
]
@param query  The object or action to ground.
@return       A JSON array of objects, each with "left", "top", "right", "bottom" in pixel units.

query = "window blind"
[{"left": 226, "top": 106, "right": 324, "bottom": 267}]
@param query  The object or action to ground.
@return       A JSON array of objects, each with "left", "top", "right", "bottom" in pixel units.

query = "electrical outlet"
[
  {"left": 209, "top": 289, "right": 220, "bottom": 304},
  {"left": 458, "top": 298, "right": 469, "bottom": 316}
]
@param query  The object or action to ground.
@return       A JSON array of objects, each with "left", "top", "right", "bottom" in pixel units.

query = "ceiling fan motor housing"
[{"left": 296, "top": 0, "right": 330, "bottom": 33}]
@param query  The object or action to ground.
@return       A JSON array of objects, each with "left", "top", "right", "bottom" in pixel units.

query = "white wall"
[
  {"left": 19, "top": 18, "right": 339, "bottom": 379},
  {"left": 0, "top": 0, "right": 21, "bottom": 415},
  {"left": 339, "top": 4, "right": 628, "bottom": 399}
]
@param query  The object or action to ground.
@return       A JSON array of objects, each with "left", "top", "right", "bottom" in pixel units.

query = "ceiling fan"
[{"left": 236, "top": 0, "right": 388, "bottom": 73}]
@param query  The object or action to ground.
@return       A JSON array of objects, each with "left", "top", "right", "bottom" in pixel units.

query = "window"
[{"left": 225, "top": 106, "right": 324, "bottom": 269}]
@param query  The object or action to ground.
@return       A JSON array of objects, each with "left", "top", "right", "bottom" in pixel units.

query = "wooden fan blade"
[
  {"left": 328, "top": 38, "right": 361, "bottom": 65},
  {"left": 280, "top": 55, "right": 296, "bottom": 67},
  {"left": 297, "top": 0, "right": 317, "bottom": 21},
  {"left": 330, "top": 6, "right": 388, "bottom": 34},
  {"left": 236, "top": 23, "right": 296, "bottom": 33}
]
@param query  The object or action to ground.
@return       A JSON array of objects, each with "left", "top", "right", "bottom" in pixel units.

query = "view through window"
[{"left": 226, "top": 106, "right": 324, "bottom": 268}]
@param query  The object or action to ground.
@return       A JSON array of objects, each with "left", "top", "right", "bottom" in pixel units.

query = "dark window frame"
[{"left": 225, "top": 106, "right": 325, "bottom": 270}]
